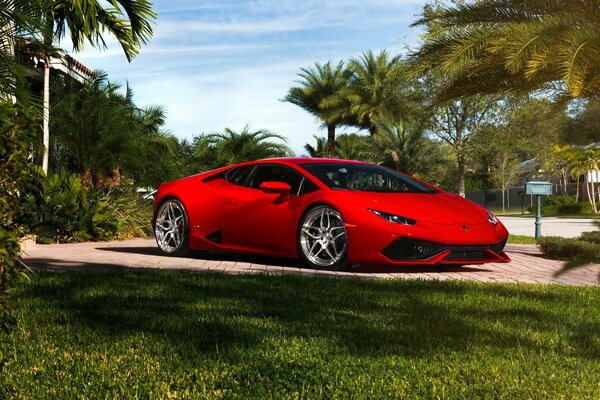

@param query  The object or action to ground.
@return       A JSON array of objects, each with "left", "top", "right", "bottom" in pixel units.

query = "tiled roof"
[{"left": 63, "top": 54, "right": 96, "bottom": 78}]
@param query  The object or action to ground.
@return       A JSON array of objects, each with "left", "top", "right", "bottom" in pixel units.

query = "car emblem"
[{"left": 462, "top": 225, "right": 469, "bottom": 231}]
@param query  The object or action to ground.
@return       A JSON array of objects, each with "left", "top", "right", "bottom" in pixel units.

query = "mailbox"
[{"left": 525, "top": 181, "right": 553, "bottom": 195}]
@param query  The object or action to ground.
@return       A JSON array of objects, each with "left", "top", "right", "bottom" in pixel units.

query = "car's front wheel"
[
  {"left": 154, "top": 198, "right": 189, "bottom": 257},
  {"left": 298, "top": 205, "right": 348, "bottom": 270}
]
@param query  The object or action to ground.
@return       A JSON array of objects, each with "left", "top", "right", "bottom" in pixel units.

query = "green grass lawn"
[
  {"left": 2, "top": 270, "right": 599, "bottom": 399},
  {"left": 507, "top": 234, "right": 538, "bottom": 244}
]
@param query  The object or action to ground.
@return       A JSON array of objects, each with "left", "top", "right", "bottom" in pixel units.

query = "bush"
[
  {"left": 21, "top": 173, "right": 153, "bottom": 244},
  {"left": 579, "top": 230, "right": 600, "bottom": 245},
  {"left": 538, "top": 236, "right": 600, "bottom": 260},
  {"left": 527, "top": 196, "right": 592, "bottom": 215},
  {"left": 0, "top": 102, "right": 40, "bottom": 368}
]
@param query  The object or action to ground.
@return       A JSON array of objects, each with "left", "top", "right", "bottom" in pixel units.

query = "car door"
[{"left": 220, "top": 163, "right": 310, "bottom": 254}]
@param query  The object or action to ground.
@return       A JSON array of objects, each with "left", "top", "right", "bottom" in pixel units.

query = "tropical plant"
[
  {"left": 0, "top": 0, "right": 44, "bottom": 101},
  {"left": 335, "top": 134, "right": 370, "bottom": 161},
  {"left": 34, "top": 0, "right": 156, "bottom": 173},
  {"left": 323, "top": 50, "right": 410, "bottom": 135},
  {"left": 304, "top": 135, "right": 329, "bottom": 158},
  {"left": 51, "top": 72, "right": 178, "bottom": 188},
  {"left": 0, "top": 101, "right": 41, "bottom": 368},
  {"left": 196, "top": 125, "right": 293, "bottom": 168},
  {"left": 21, "top": 172, "right": 153, "bottom": 243},
  {"left": 284, "top": 61, "right": 349, "bottom": 157},
  {"left": 360, "top": 117, "right": 434, "bottom": 176},
  {"left": 410, "top": 0, "right": 600, "bottom": 102}
]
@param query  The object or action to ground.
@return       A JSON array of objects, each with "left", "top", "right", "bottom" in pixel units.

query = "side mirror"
[{"left": 259, "top": 181, "right": 291, "bottom": 196}]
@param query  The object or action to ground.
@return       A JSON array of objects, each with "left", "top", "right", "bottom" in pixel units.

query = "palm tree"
[
  {"left": 324, "top": 51, "right": 409, "bottom": 135},
  {"left": 304, "top": 135, "right": 328, "bottom": 158},
  {"left": 335, "top": 133, "right": 369, "bottom": 160},
  {"left": 284, "top": 61, "right": 349, "bottom": 158},
  {"left": 410, "top": 0, "right": 600, "bottom": 101},
  {"left": 0, "top": 0, "right": 43, "bottom": 101},
  {"left": 37, "top": 0, "right": 156, "bottom": 173},
  {"left": 203, "top": 125, "right": 293, "bottom": 167},
  {"left": 362, "top": 117, "right": 433, "bottom": 175},
  {"left": 51, "top": 71, "right": 176, "bottom": 187}
]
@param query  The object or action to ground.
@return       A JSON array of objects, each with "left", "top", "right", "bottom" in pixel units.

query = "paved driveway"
[
  {"left": 20, "top": 238, "right": 599, "bottom": 286},
  {"left": 500, "top": 216, "right": 598, "bottom": 238}
]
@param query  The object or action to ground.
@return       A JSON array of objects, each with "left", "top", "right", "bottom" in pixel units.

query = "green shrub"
[
  {"left": 580, "top": 230, "right": 600, "bottom": 245},
  {"left": 0, "top": 102, "right": 40, "bottom": 368},
  {"left": 22, "top": 173, "right": 153, "bottom": 244},
  {"left": 527, "top": 196, "right": 592, "bottom": 215},
  {"left": 104, "top": 187, "right": 153, "bottom": 240},
  {"left": 538, "top": 236, "right": 600, "bottom": 260}
]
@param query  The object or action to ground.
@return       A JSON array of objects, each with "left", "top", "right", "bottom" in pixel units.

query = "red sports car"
[{"left": 153, "top": 158, "right": 510, "bottom": 270}]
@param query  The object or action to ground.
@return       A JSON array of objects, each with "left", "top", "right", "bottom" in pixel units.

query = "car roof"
[{"left": 253, "top": 157, "right": 371, "bottom": 166}]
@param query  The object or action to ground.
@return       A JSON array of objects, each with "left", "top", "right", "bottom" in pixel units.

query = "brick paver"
[{"left": 20, "top": 238, "right": 599, "bottom": 286}]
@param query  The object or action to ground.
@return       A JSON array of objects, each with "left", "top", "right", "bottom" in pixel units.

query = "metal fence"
[{"left": 466, "top": 183, "right": 584, "bottom": 212}]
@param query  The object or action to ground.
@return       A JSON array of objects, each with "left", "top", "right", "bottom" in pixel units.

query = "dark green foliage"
[
  {"left": 580, "top": 231, "right": 600, "bottom": 245},
  {"left": 192, "top": 125, "right": 293, "bottom": 170},
  {"left": 527, "top": 196, "right": 593, "bottom": 215},
  {"left": 21, "top": 173, "right": 152, "bottom": 244},
  {"left": 409, "top": 0, "right": 600, "bottom": 101},
  {"left": 2, "top": 271, "right": 600, "bottom": 398},
  {"left": 0, "top": 102, "right": 40, "bottom": 368},
  {"left": 50, "top": 72, "right": 180, "bottom": 188},
  {"left": 538, "top": 236, "right": 600, "bottom": 260}
]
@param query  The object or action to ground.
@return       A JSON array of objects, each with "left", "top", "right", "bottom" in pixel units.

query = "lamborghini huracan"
[{"left": 152, "top": 158, "right": 510, "bottom": 270}]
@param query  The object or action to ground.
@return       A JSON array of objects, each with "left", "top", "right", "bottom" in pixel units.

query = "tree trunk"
[
  {"left": 457, "top": 153, "right": 466, "bottom": 197},
  {"left": 42, "top": 55, "right": 50, "bottom": 174},
  {"left": 591, "top": 179, "right": 598, "bottom": 213},
  {"left": 327, "top": 124, "right": 335, "bottom": 158},
  {"left": 575, "top": 175, "right": 580, "bottom": 202},
  {"left": 585, "top": 176, "right": 598, "bottom": 213}
]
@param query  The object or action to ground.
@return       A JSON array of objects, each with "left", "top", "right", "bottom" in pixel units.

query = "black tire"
[
  {"left": 154, "top": 198, "right": 190, "bottom": 257},
  {"left": 297, "top": 205, "right": 348, "bottom": 270}
]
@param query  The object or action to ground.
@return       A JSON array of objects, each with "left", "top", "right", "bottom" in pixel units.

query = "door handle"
[{"left": 222, "top": 199, "right": 235, "bottom": 205}]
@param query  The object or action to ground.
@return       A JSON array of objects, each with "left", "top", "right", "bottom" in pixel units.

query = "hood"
[{"left": 343, "top": 191, "right": 488, "bottom": 225}]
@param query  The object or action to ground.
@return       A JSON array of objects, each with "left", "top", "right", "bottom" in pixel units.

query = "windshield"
[{"left": 301, "top": 163, "right": 437, "bottom": 194}]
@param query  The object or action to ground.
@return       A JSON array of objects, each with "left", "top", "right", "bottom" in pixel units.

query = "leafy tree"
[
  {"left": 195, "top": 125, "right": 293, "bottom": 168},
  {"left": 428, "top": 95, "right": 499, "bottom": 196},
  {"left": 410, "top": 0, "right": 600, "bottom": 101},
  {"left": 562, "top": 100, "right": 600, "bottom": 145},
  {"left": 284, "top": 61, "right": 349, "bottom": 157},
  {"left": 34, "top": 0, "right": 156, "bottom": 173},
  {"left": 472, "top": 97, "right": 566, "bottom": 209}
]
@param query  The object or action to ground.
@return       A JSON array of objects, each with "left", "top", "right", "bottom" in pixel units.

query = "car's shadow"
[{"left": 96, "top": 245, "right": 490, "bottom": 274}]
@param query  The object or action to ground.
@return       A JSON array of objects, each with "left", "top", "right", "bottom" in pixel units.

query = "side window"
[
  {"left": 248, "top": 165, "right": 303, "bottom": 195},
  {"left": 299, "top": 178, "right": 319, "bottom": 195},
  {"left": 225, "top": 166, "right": 254, "bottom": 186}
]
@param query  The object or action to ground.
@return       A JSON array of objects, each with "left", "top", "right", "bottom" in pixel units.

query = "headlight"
[
  {"left": 488, "top": 211, "right": 498, "bottom": 226},
  {"left": 369, "top": 209, "right": 417, "bottom": 226}
]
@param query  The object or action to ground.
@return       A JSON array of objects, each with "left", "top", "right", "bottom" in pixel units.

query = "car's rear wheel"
[
  {"left": 154, "top": 198, "right": 189, "bottom": 257},
  {"left": 298, "top": 205, "right": 348, "bottom": 270}
]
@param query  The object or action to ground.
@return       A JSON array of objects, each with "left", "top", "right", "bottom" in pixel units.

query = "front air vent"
[
  {"left": 381, "top": 237, "right": 446, "bottom": 260},
  {"left": 206, "top": 230, "right": 222, "bottom": 243}
]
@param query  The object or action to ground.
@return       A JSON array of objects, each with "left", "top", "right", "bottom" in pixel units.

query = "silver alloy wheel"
[
  {"left": 300, "top": 207, "right": 347, "bottom": 268},
  {"left": 155, "top": 200, "right": 186, "bottom": 254}
]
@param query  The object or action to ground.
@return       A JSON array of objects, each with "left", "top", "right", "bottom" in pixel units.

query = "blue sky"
[{"left": 75, "top": 0, "right": 426, "bottom": 155}]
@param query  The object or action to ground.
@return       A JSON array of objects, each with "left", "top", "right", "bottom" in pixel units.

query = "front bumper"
[
  {"left": 381, "top": 236, "right": 509, "bottom": 264},
  {"left": 345, "top": 217, "right": 510, "bottom": 265}
]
